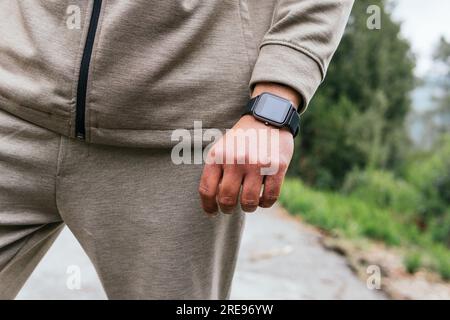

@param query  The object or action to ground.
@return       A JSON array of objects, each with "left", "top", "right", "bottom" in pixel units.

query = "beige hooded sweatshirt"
[{"left": 0, "top": 0, "right": 354, "bottom": 148}]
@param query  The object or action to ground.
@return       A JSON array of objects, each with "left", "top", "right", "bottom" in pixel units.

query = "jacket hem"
[
  {"left": 89, "top": 126, "right": 227, "bottom": 149},
  {"left": 0, "top": 97, "right": 72, "bottom": 137}
]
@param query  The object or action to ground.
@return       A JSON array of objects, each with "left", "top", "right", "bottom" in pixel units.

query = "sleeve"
[{"left": 249, "top": 0, "right": 355, "bottom": 113}]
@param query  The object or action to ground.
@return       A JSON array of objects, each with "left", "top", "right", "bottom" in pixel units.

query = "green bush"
[
  {"left": 404, "top": 252, "right": 422, "bottom": 274},
  {"left": 429, "top": 245, "right": 450, "bottom": 280},
  {"left": 280, "top": 179, "right": 408, "bottom": 245},
  {"left": 438, "top": 258, "right": 450, "bottom": 281},
  {"left": 342, "top": 169, "right": 422, "bottom": 215},
  {"left": 293, "top": 0, "right": 415, "bottom": 189},
  {"left": 280, "top": 178, "right": 450, "bottom": 280},
  {"left": 429, "top": 212, "right": 450, "bottom": 247},
  {"left": 404, "top": 135, "right": 450, "bottom": 217}
]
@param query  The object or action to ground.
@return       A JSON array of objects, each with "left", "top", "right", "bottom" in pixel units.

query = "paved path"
[{"left": 17, "top": 205, "right": 384, "bottom": 300}]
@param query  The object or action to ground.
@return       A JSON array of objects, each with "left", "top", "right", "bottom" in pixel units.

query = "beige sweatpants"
[{"left": 0, "top": 109, "right": 245, "bottom": 299}]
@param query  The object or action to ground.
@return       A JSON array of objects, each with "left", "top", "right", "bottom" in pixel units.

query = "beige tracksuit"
[{"left": 0, "top": 0, "right": 353, "bottom": 299}]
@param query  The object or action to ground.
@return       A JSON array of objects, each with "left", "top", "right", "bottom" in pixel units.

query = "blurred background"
[
  {"left": 282, "top": 0, "right": 450, "bottom": 298},
  {"left": 17, "top": 0, "right": 450, "bottom": 299}
]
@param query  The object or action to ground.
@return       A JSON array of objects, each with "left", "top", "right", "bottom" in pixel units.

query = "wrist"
[
  {"left": 242, "top": 91, "right": 300, "bottom": 138},
  {"left": 252, "top": 82, "right": 301, "bottom": 110}
]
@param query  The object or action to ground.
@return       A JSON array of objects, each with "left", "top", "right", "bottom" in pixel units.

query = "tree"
[
  {"left": 431, "top": 37, "right": 450, "bottom": 135},
  {"left": 289, "top": 0, "right": 416, "bottom": 189}
]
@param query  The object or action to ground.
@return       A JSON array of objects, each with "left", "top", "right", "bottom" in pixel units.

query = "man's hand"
[{"left": 198, "top": 82, "right": 300, "bottom": 215}]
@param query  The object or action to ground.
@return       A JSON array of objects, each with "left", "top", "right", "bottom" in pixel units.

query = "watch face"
[{"left": 254, "top": 93, "right": 292, "bottom": 125}]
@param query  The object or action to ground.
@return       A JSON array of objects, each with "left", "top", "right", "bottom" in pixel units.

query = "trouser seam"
[{"left": 55, "top": 135, "right": 65, "bottom": 216}]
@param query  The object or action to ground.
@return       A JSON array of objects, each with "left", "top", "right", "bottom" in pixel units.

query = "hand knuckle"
[
  {"left": 270, "top": 160, "right": 281, "bottom": 169},
  {"left": 278, "top": 160, "right": 288, "bottom": 171},
  {"left": 209, "top": 148, "right": 224, "bottom": 164},
  {"left": 219, "top": 196, "right": 237, "bottom": 207},
  {"left": 198, "top": 185, "right": 214, "bottom": 198},
  {"left": 235, "top": 153, "right": 249, "bottom": 165}
]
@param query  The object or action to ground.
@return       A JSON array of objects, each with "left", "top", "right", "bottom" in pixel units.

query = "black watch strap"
[
  {"left": 243, "top": 96, "right": 300, "bottom": 138},
  {"left": 288, "top": 109, "right": 300, "bottom": 137},
  {"left": 243, "top": 96, "right": 257, "bottom": 115}
]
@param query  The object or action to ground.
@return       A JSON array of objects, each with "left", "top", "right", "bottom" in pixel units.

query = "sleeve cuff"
[{"left": 249, "top": 43, "right": 324, "bottom": 114}]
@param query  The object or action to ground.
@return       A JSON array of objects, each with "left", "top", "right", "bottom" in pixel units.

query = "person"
[{"left": 0, "top": 0, "right": 354, "bottom": 299}]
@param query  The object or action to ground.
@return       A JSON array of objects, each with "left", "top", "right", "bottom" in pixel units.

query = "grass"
[{"left": 279, "top": 178, "right": 450, "bottom": 280}]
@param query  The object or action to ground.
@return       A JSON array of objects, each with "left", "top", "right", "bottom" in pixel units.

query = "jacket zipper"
[{"left": 75, "top": 0, "right": 102, "bottom": 139}]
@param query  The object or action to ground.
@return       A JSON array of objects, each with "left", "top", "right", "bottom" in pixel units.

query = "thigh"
[
  {"left": 57, "top": 139, "right": 246, "bottom": 299},
  {"left": 0, "top": 109, "right": 63, "bottom": 298}
]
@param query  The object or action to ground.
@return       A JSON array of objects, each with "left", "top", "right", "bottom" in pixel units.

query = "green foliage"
[
  {"left": 291, "top": 0, "right": 416, "bottom": 188},
  {"left": 290, "top": 96, "right": 364, "bottom": 188},
  {"left": 438, "top": 262, "right": 450, "bottom": 280},
  {"left": 404, "top": 252, "right": 422, "bottom": 274},
  {"left": 280, "top": 179, "right": 450, "bottom": 280},
  {"left": 280, "top": 179, "right": 409, "bottom": 245},
  {"left": 434, "top": 36, "right": 450, "bottom": 64},
  {"left": 431, "top": 37, "right": 450, "bottom": 136},
  {"left": 429, "top": 245, "right": 450, "bottom": 280},
  {"left": 284, "top": 1, "right": 450, "bottom": 282},
  {"left": 282, "top": 0, "right": 449, "bottom": 282},
  {"left": 342, "top": 169, "right": 422, "bottom": 214},
  {"left": 404, "top": 135, "right": 450, "bottom": 217},
  {"left": 429, "top": 213, "right": 450, "bottom": 247}
]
